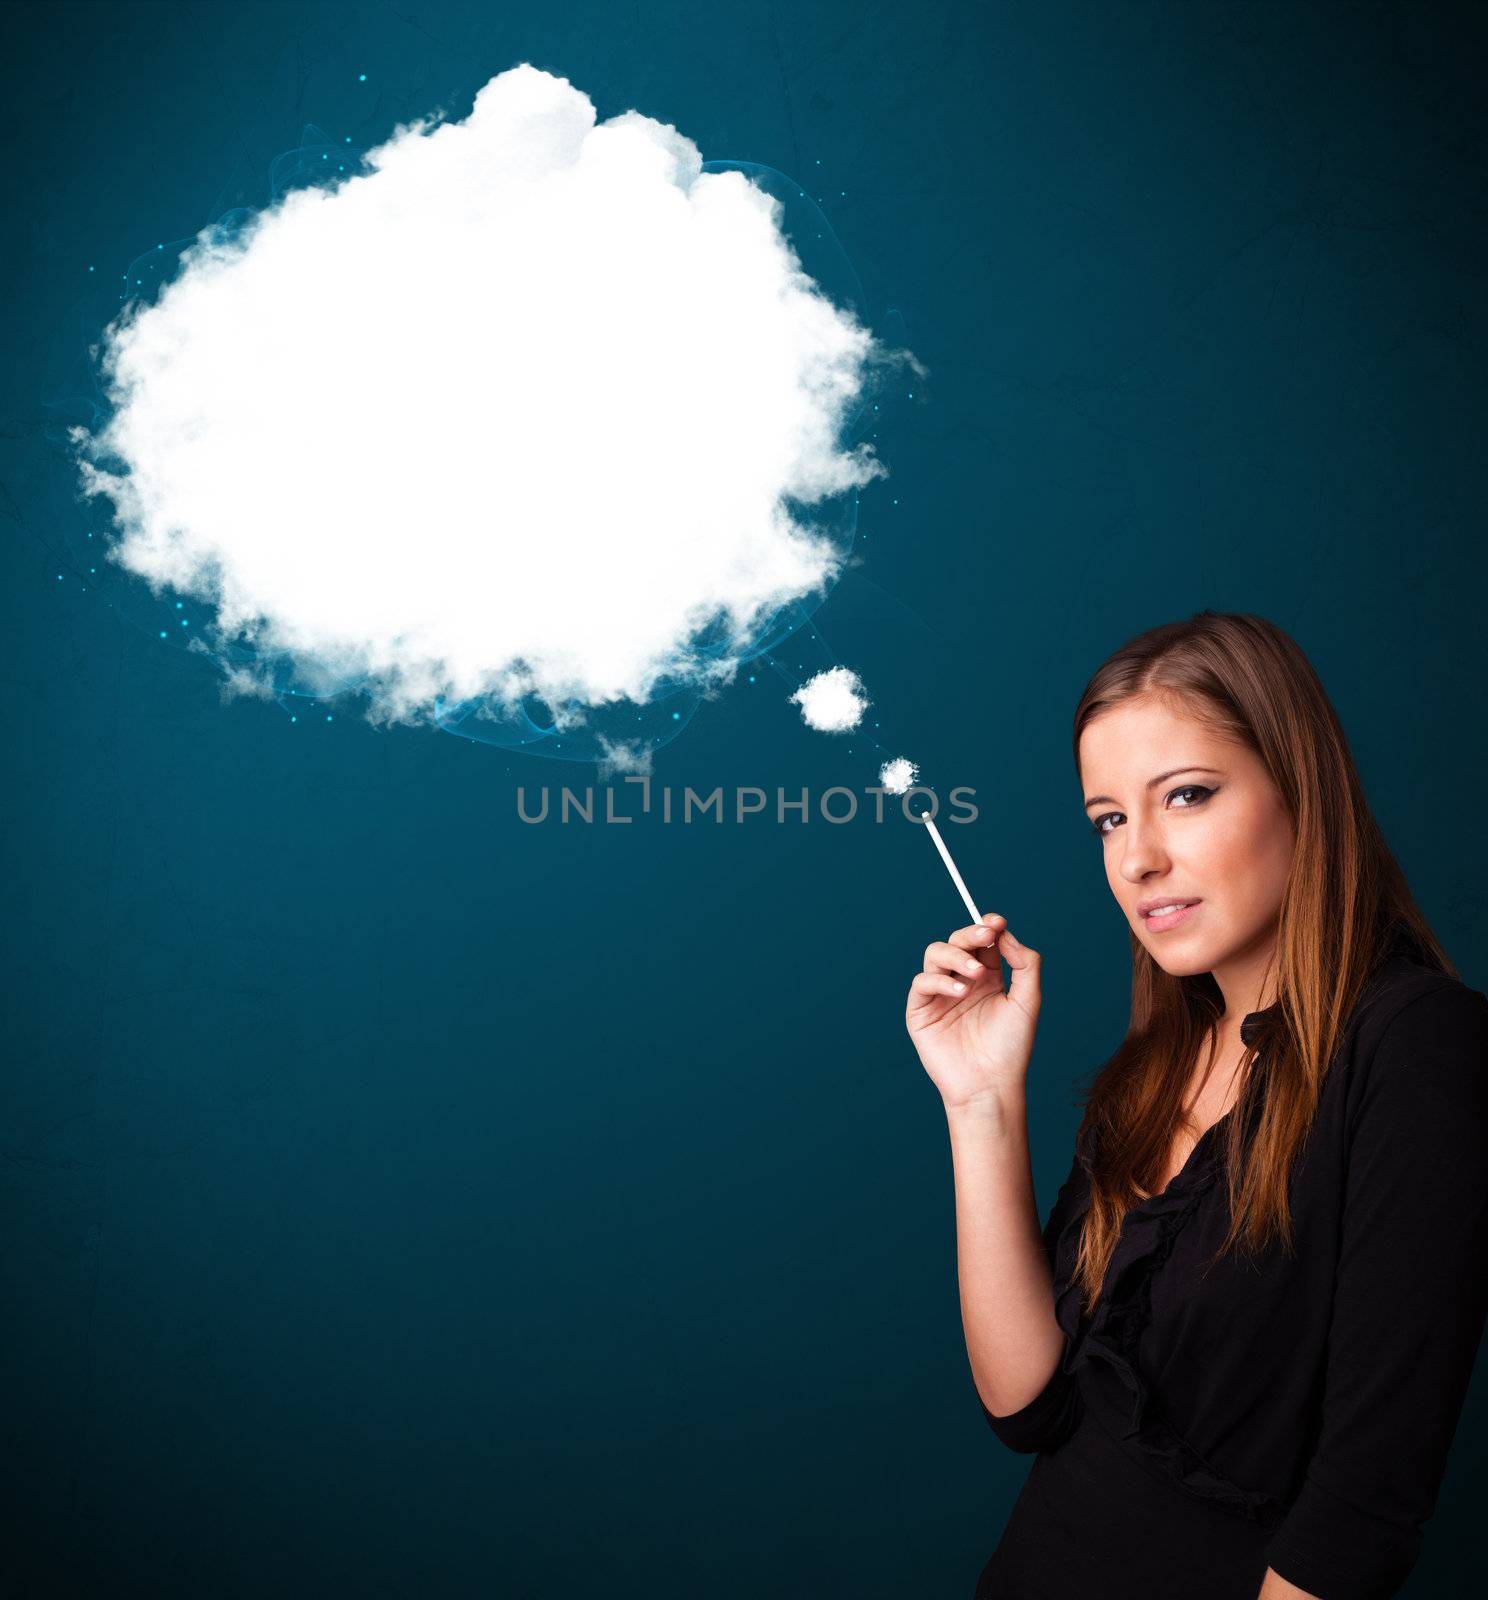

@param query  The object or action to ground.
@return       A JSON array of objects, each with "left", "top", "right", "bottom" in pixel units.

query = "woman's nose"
[{"left": 1118, "top": 821, "right": 1169, "bottom": 881}]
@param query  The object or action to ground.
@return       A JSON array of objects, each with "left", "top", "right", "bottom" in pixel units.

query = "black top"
[{"left": 975, "top": 948, "right": 1488, "bottom": 1600}]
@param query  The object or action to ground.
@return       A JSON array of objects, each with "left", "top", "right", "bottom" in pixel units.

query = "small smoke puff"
[
  {"left": 879, "top": 756, "right": 917, "bottom": 794},
  {"left": 184, "top": 635, "right": 274, "bottom": 701},
  {"left": 217, "top": 665, "right": 277, "bottom": 703},
  {"left": 594, "top": 734, "right": 654, "bottom": 780},
  {"left": 71, "top": 64, "right": 893, "bottom": 725},
  {"left": 790, "top": 666, "right": 870, "bottom": 733}
]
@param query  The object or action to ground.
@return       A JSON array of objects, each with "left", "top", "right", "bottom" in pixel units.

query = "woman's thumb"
[{"left": 1002, "top": 927, "right": 1041, "bottom": 983}]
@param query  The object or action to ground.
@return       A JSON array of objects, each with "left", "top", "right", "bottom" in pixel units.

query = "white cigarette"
[{"left": 920, "top": 812, "right": 983, "bottom": 925}]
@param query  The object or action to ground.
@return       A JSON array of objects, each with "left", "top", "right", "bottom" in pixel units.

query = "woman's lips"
[{"left": 1141, "top": 900, "right": 1202, "bottom": 931}]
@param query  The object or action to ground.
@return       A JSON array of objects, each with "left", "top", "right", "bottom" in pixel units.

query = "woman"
[{"left": 906, "top": 611, "right": 1488, "bottom": 1600}]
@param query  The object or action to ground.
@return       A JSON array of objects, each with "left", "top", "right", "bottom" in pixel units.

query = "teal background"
[{"left": 4, "top": 1, "right": 1487, "bottom": 1595}]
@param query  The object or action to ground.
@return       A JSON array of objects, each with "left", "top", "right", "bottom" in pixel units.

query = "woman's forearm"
[
  {"left": 946, "top": 1089, "right": 1066, "bottom": 1417},
  {"left": 1257, "top": 1567, "right": 1319, "bottom": 1599}
]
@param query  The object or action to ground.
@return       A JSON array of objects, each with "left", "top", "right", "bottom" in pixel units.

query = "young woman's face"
[{"left": 1077, "top": 694, "right": 1296, "bottom": 984}]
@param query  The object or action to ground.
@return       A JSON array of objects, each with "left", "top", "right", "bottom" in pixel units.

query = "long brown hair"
[{"left": 1069, "top": 610, "right": 1454, "bottom": 1313}]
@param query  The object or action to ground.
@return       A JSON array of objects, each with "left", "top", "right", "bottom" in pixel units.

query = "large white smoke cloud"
[{"left": 72, "top": 65, "right": 893, "bottom": 725}]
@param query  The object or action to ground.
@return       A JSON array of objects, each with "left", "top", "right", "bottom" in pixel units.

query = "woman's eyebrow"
[{"left": 1083, "top": 766, "right": 1225, "bottom": 811}]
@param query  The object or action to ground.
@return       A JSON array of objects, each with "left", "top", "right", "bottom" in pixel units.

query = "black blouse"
[{"left": 975, "top": 949, "right": 1488, "bottom": 1600}]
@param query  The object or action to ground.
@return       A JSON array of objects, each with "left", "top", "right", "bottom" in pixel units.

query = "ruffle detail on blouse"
[{"left": 1050, "top": 1141, "right": 1288, "bottom": 1527}]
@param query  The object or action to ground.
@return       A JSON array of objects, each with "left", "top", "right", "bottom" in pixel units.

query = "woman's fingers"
[
  {"left": 948, "top": 918, "right": 1000, "bottom": 950},
  {"left": 963, "top": 919, "right": 1005, "bottom": 972},
  {"left": 919, "top": 917, "right": 1012, "bottom": 1002},
  {"left": 923, "top": 939, "right": 996, "bottom": 982},
  {"left": 909, "top": 970, "right": 973, "bottom": 1005}
]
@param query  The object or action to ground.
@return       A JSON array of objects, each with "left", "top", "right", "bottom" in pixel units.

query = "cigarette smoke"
[
  {"left": 878, "top": 756, "right": 917, "bottom": 794},
  {"left": 70, "top": 64, "right": 908, "bottom": 753},
  {"left": 789, "top": 666, "right": 871, "bottom": 733}
]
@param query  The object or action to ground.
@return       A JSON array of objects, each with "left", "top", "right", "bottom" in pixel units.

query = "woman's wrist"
[{"left": 944, "top": 1086, "right": 1027, "bottom": 1137}]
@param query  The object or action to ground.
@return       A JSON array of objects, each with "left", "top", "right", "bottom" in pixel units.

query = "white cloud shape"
[
  {"left": 71, "top": 64, "right": 891, "bottom": 724},
  {"left": 593, "top": 734, "right": 654, "bottom": 780},
  {"left": 790, "top": 665, "right": 870, "bottom": 732}
]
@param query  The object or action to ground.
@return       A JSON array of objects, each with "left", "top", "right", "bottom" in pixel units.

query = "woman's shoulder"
[
  {"left": 1342, "top": 954, "right": 1488, "bottom": 1126},
  {"left": 1351, "top": 953, "right": 1488, "bottom": 1049}
]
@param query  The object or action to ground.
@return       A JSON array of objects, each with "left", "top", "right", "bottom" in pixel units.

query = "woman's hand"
[{"left": 905, "top": 913, "right": 1042, "bottom": 1114}]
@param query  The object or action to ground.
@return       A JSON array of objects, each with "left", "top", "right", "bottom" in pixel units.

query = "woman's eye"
[{"left": 1089, "top": 785, "right": 1213, "bottom": 838}]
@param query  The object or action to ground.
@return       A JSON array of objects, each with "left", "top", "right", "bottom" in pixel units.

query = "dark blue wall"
[{"left": 4, "top": 2, "right": 1486, "bottom": 1595}]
